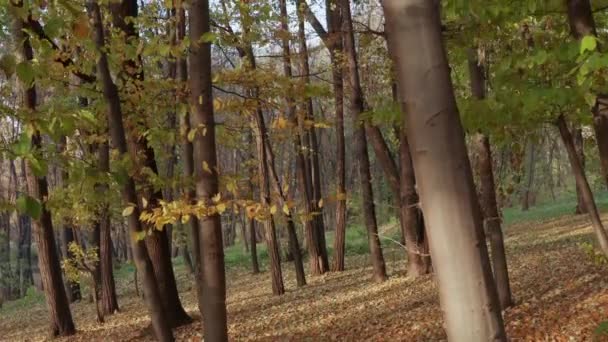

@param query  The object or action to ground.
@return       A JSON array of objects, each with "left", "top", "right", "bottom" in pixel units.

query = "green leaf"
[
  {"left": 27, "top": 156, "right": 48, "bottom": 177},
  {"left": 580, "top": 35, "right": 597, "bottom": 54},
  {"left": 0, "top": 54, "right": 16, "bottom": 77},
  {"left": 11, "top": 133, "right": 31, "bottom": 156},
  {"left": 16, "top": 195, "right": 42, "bottom": 220},
  {"left": 594, "top": 321, "right": 608, "bottom": 336},
  {"left": 16, "top": 61, "right": 34, "bottom": 86},
  {"left": 200, "top": 32, "right": 217, "bottom": 43}
]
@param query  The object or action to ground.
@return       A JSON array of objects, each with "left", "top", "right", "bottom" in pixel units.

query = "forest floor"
[{"left": 2, "top": 210, "right": 608, "bottom": 341}]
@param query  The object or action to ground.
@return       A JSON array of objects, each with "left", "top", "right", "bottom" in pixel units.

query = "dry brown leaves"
[{"left": 1, "top": 213, "right": 608, "bottom": 341}]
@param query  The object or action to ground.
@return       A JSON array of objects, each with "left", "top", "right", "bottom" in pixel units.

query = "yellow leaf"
[
  {"left": 198, "top": 95, "right": 203, "bottom": 104},
  {"left": 122, "top": 205, "right": 135, "bottom": 217},
  {"left": 142, "top": 197, "right": 148, "bottom": 209},
  {"left": 181, "top": 214, "right": 191, "bottom": 224},
  {"left": 202, "top": 161, "right": 212, "bottom": 174},
  {"left": 187, "top": 129, "right": 196, "bottom": 142},
  {"left": 270, "top": 205, "right": 277, "bottom": 214},
  {"left": 212, "top": 193, "right": 221, "bottom": 203},
  {"left": 216, "top": 203, "right": 227, "bottom": 214},
  {"left": 213, "top": 98, "right": 222, "bottom": 111},
  {"left": 282, "top": 203, "right": 290, "bottom": 215},
  {"left": 318, "top": 198, "right": 324, "bottom": 208}
]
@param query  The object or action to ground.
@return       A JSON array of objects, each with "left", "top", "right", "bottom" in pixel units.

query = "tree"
[
  {"left": 87, "top": 1, "right": 173, "bottom": 340},
  {"left": 467, "top": 48, "right": 513, "bottom": 309},
  {"left": 11, "top": 4, "right": 76, "bottom": 337},
  {"left": 383, "top": 0, "right": 507, "bottom": 339},
  {"left": 565, "top": 0, "right": 608, "bottom": 190},
  {"left": 189, "top": 0, "right": 229, "bottom": 339},
  {"left": 340, "top": 0, "right": 387, "bottom": 282}
]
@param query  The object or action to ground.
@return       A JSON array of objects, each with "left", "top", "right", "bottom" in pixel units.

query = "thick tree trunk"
[
  {"left": 87, "top": 2, "right": 173, "bottom": 340},
  {"left": 566, "top": 0, "right": 608, "bottom": 190},
  {"left": 12, "top": 10, "right": 76, "bottom": 337},
  {"left": 556, "top": 115, "right": 608, "bottom": 257},
  {"left": 189, "top": 1, "right": 229, "bottom": 339},
  {"left": 573, "top": 128, "right": 588, "bottom": 214},
  {"left": 340, "top": 0, "right": 387, "bottom": 282},
  {"left": 383, "top": 0, "right": 507, "bottom": 340}
]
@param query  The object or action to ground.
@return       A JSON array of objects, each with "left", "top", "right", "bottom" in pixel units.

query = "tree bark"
[
  {"left": 573, "top": 128, "right": 588, "bottom": 214},
  {"left": 87, "top": 1, "right": 173, "bottom": 340},
  {"left": 109, "top": 0, "right": 191, "bottom": 327},
  {"left": 295, "top": 0, "right": 329, "bottom": 273},
  {"left": 383, "top": 0, "right": 507, "bottom": 339},
  {"left": 467, "top": 48, "right": 513, "bottom": 309},
  {"left": 565, "top": 0, "right": 608, "bottom": 190},
  {"left": 175, "top": 1, "right": 204, "bottom": 316},
  {"left": 327, "top": 0, "right": 347, "bottom": 272},
  {"left": 12, "top": 9, "right": 76, "bottom": 337},
  {"left": 340, "top": 0, "right": 387, "bottom": 282},
  {"left": 248, "top": 218, "right": 260, "bottom": 274},
  {"left": 189, "top": 0, "right": 229, "bottom": 339},
  {"left": 92, "top": 139, "right": 119, "bottom": 315},
  {"left": 521, "top": 141, "right": 536, "bottom": 211},
  {"left": 556, "top": 115, "right": 608, "bottom": 257}
]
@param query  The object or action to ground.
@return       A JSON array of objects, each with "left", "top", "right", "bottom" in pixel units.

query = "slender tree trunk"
[
  {"left": 94, "top": 139, "right": 119, "bottom": 315},
  {"left": 189, "top": 1, "right": 229, "bottom": 339},
  {"left": 383, "top": 0, "right": 507, "bottom": 339},
  {"left": 248, "top": 218, "right": 260, "bottom": 274},
  {"left": 277, "top": 0, "right": 315, "bottom": 280},
  {"left": 556, "top": 115, "right": 608, "bottom": 257},
  {"left": 328, "top": 1, "right": 347, "bottom": 272},
  {"left": 175, "top": 1, "right": 203, "bottom": 316},
  {"left": 235, "top": 4, "right": 285, "bottom": 294},
  {"left": 109, "top": 0, "right": 191, "bottom": 327},
  {"left": 340, "top": 0, "right": 387, "bottom": 282},
  {"left": 87, "top": 2, "right": 173, "bottom": 340},
  {"left": 12, "top": 9, "right": 76, "bottom": 337},
  {"left": 467, "top": 49, "right": 513, "bottom": 309},
  {"left": 296, "top": 0, "right": 329, "bottom": 272},
  {"left": 573, "top": 128, "right": 588, "bottom": 214},
  {"left": 521, "top": 141, "right": 536, "bottom": 211},
  {"left": 566, "top": 0, "right": 608, "bottom": 190}
]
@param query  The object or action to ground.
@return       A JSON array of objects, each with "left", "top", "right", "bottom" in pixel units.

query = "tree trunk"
[
  {"left": 521, "top": 141, "right": 536, "bottom": 211},
  {"left": 277, "top": 0, "right": 314, "bottom": 281},
  {"left": 556, "top": 115, "right": 608, "bottom": 257},
  {"left": 236, "top": 4, "right": 285, "bottom": 295},
  {"left": 248, "top": 218, "right": 260, "bottom": 274},
  {"left": 295, "top": 0, "right": 329, "bottom": 272},
  {"left": 340, "top": 0, "right": 387, "bottom": 282},
  {"left": 474, "top": 135, "right": 513, "bottom": 309},
  {"left": 176, "top": 1, "right": 203, "bottom": 316},
  {"left": 12, "top": 9, "right": 76, "bottom": 337},
  {"left": 573, "top": 128, "right": 588, "bottom": 214},
  {"left": 467, "top": 48, "right": 513, "bottom": 309},
  {"left": 109, "top": 0, "right": 191, "bottom": 327},
  {"left": 327, "top": 0, "right": 347, "bottom": 272},
  {"left": 87, "top": 2, "right": 173, "bottom": 340},
  {"left": 383, "top": 0, "right": 507, "bottom": 339},
  {"left": 565, "top": 0, "right": 608, "bottom": 190},
  {"left": 189, "top": 1, "right": 229, "bottom": 339}
]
